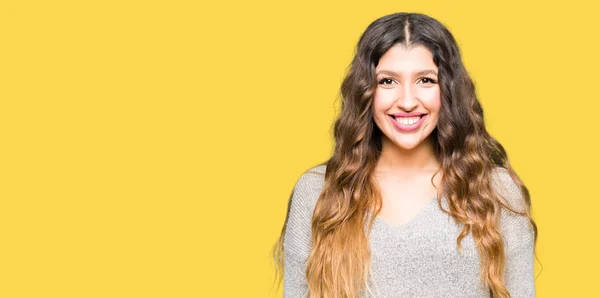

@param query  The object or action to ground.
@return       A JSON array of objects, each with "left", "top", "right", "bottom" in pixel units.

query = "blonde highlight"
[{"left": 271, "top": 12, "right": 538, "bottom": 298}]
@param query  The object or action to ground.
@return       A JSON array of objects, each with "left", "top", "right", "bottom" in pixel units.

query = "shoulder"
[
  {"left": 289, "top": 163, "right": 327, "bottom": 217},
  {"left": 292, "top": 163, "right": 327, "bottom": 203},
  {"left": 490, "top": 166, "right": 529, "bottom": 213},
  {"left": 283, "top": 163, "right": 327, "bottom": 258},
  {"left": 490, "top": 166, "right": 535, "bottom": 253}
]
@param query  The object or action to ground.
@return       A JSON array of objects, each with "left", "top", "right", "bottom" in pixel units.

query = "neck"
[{"left": 375, "top": 135, "right": 441, "bottom": 175}]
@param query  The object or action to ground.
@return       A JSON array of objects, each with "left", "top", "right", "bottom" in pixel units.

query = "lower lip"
[{"left": 388, "top": 114, "right": 427, "bottom": 132}]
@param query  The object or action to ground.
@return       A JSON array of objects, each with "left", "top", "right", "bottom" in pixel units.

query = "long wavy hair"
[{"left": 272, "top": 12, "right": 538, "bottom": 298}]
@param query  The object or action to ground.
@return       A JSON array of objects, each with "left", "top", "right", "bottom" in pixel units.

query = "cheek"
[
  {"left": 418, "top": 88, "right": 441, "bottom": 113},
  {"left": 373, "top": 89, "right": 396, "bottom": 111},
  {"left": 372, "top": 91, "right": 391, "bottom": 129}
]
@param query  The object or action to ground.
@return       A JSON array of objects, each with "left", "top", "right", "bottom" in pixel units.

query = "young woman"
[{"left": 272, "top": 12, "right": 538, "bottom": 298}]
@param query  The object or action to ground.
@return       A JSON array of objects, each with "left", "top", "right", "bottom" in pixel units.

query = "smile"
[{"left": 388, "top": 114, "right": 427, "bottom": 132}]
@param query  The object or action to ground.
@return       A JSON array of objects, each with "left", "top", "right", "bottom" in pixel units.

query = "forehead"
[{"left": 376, "top": 44, "right": 437, "bottom": 72}]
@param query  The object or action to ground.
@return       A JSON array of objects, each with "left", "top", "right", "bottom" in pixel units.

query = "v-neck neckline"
[{"left": 373, "top": 195, "right": 439, "bottom": 231}]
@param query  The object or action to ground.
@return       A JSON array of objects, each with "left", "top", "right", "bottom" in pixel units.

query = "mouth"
[
  {"left": 389, "top": 114, "right": 426, "bottom": 121},
  {"left": 387, "top": 113, "right": 428, "bottom": 131}
]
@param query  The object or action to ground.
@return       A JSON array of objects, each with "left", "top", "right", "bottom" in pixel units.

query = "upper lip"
[{"left": 389, "top": 112, "right": 427, "bottom": 117}]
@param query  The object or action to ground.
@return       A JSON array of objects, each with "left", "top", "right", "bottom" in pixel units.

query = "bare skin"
[
  {"left": 373, "top": 132, "right": 443, "bottom": 227},
  {"left": 371, "top": 44, "right": 443, "bottom": 227},
  {"left": 373, "top": 164, "right": 442, "bottom": 227}
]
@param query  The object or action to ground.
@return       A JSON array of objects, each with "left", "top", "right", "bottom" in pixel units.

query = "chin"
[
  {"left": 397, "top": 144, "right": 420, "bottom": 151},
  {"left": 390, "top": 139, "right": 422, "bottom": 150}
]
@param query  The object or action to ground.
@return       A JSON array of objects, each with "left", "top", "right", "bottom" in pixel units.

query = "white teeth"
[{"left": 395, "top": 116, "right": 420, "bottom": 125}]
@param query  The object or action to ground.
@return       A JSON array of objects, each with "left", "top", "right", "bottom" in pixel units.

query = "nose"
[{"left": 396, "top": 84, "right": 419, "bottom": 111}]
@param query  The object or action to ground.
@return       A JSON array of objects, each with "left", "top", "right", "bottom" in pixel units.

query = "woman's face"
[{"left": 373, "top": 44, "right": 441, "bottom": 151}]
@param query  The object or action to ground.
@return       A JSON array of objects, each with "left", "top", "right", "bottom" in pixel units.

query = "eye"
[
  {"left": 418, "top": 77, "right": 438, "bottom": 84},
  {"left": 378, "top": 77, "right": 396, "bottom": 85}
]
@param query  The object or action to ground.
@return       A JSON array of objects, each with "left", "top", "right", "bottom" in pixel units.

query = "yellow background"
[{"left": 1, "top": 0, "right": 598, "bottom": 297}]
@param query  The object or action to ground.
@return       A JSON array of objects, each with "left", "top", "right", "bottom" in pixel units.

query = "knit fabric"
[{"left": 283, "top": 164, "right": 535, "bottom": 298}]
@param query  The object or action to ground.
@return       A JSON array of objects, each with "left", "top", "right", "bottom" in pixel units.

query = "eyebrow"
[{"left": 376, "top": 69, "right": 438, "bottom": 77}]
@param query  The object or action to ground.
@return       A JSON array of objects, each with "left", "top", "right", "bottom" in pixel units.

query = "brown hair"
[{"left": 272, "top": 12, "right": 538, "bottom": 298}]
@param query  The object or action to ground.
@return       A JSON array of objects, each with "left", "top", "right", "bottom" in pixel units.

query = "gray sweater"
[{"left": 283, "top": 164, "right": 535, "bottom": 298}]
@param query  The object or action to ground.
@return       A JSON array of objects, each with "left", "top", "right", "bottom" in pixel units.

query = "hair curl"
[{"left": 272, "top": 12, "right": 538, "bottom": 298}]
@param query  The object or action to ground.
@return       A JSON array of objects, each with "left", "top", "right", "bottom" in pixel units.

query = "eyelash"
[{"left": 378, "top": 77, "right": 438, "bottom": 85}]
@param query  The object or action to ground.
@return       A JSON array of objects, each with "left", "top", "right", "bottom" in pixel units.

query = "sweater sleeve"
[
  {"left": 491, "top": 167, "right": 536, "bottom": 298},
  {"left": 283, "top": 167, "right": 325, "bottom": 298}
]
